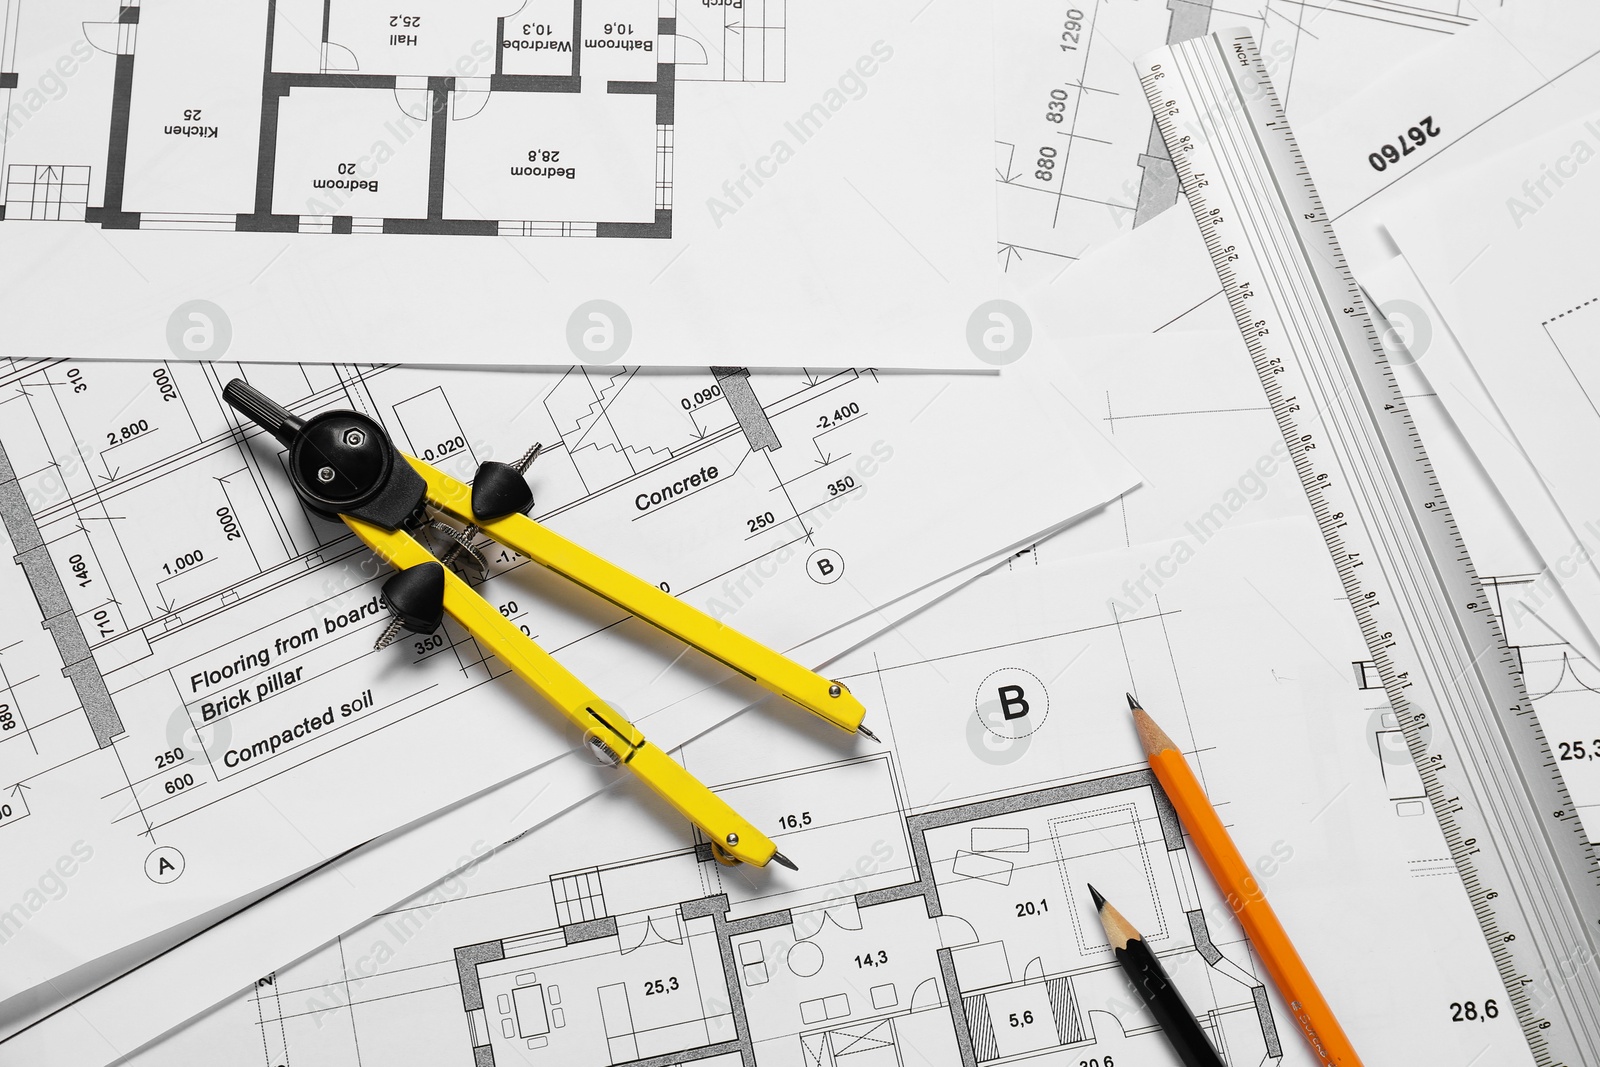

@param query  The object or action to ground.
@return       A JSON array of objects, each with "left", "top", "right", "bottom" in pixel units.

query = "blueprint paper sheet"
[
  {"left": 14, "top": 327, "right": 1537, "bottom": 1067},
  {"left": 1054, "top": 304, "right": 1600, "bottom": 843},
  {"left": 0, "top": 683, "right": 755, "bottom": 1067},
  {"left": 0, "top": 356, "right": 1136, "bottom": 1001},
  {"left": 74, "top": 519, "right": 1532, "bottom": 1067},
  {"left": 0, "top": 555, "right": 1015, "bottom": 1064},
  {"left": 996, "top": 0, "right": 1600, "bottom": 296},
  {"left": 0, "top": 1, "right": 1003, "bottom": 369},
  {"left": 992, "top": 0, "right": 1485, "bottom": 288},
  {"left": 0, "top": 503, "right": 1108, "bottom": 1063},
  {"left": 0, "top": 324, "right": 1153, "bottom": 1061}
]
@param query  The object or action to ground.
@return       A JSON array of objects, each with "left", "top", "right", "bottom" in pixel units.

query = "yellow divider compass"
[{"left": 223, "top": 379, "right": 877, "bottom": 870}]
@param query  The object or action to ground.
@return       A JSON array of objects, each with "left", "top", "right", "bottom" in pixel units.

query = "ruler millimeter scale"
[{"left": 1139, "top": 30, "right": 1600, "bottom": 1066}]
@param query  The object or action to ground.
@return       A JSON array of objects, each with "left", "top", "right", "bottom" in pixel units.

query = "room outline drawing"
[
  {"left": 0, "top": 0, "right": 785, "bottom": 237},
  {"left": 437, "top": 766, "right": 1285, "bottom": 1067}
]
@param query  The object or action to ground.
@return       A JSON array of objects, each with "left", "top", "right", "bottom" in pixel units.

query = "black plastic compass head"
[
  {"left": 288, "top": 409, "right": 392, "bottom": 511},
  {"left": 223, "top": 379, "right": 426, "bottom": 530}
]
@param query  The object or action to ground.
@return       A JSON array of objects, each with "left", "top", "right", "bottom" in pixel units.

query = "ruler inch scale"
[{"left": 1139, "top": 30, "right": 1600, "bottom": 1067}]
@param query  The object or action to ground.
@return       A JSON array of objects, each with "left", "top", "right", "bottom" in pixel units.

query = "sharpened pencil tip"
[
  {"left": 771, "top": 851, "right": 798, "bottom": 871},
  {"left": 1088, "top": 884, "right": 1106, "bottom": 911},
  {"left": 857, "top": 723, "right": 881, "bottom": 743},
  {"left": 1131, "top": 704, "right": 1178, "bottom": 758},
  {"left": 1091, "top": 891, "right": 1140, "bottom": 949},
  {"left": 1126, "top": 692, "right": 1142, "bottom": 711}
]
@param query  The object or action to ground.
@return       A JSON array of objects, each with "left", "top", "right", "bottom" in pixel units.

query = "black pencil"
[{"left": 1090, "top": 884, "right": 1226, "bottom": 1067}]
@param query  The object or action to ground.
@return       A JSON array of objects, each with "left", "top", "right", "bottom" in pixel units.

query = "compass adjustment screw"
[
  {"left": 373, "top": 617, "right": 406, "bottom": 652},
  {"left": 441, "top": 443, "right": 543, "bottom": 568}
]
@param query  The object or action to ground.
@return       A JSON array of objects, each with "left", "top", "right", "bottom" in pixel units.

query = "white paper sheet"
[
  {"left": 1299, "top": 0, "right": 1600, "bottom": 270},
  {"left": 16, "top": 326, "right": 1542, "bottom": 1067},
  {"left": 0, "top": 1, "right": 1006, "bottom": 369},
  {"left": 0, "top": 322, "right": 1166, "bottom": 1063},
  {"left": 85, "top": 520, "right": 1529, "bottom": 1067},
  {"left": 0, "top": 356, "right": 1136, "bottom": 1001},
  {"left": 1019, "top": 204, "right": 1231, "bottom": 342}
]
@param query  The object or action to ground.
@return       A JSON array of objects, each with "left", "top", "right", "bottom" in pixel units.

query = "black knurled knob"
[
  {"left": 381, "top": 562, "right": 446, "bottom": 634},
  {"left": 471, "top": 460, "right": 535, "bottom": 522},
  {"left": 223, "top": 379, "right": 305, "bottom": 448}
]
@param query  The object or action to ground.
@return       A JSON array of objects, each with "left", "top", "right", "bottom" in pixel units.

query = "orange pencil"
[{"left": 1129, "top": 694, "right": 1364, "bottom": 1067}]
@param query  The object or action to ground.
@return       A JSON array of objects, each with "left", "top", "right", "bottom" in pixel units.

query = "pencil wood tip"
[
  {"left": 1091, "top": 891, "right": 1140, "bottom": 949},
  {"left": 1125, "top": 692, "right": 1142, "bottom": 711},
  {"left": 1131, "top": 705, "right": 1178, "bottom": 757},
  {"left": 1088, "top": 883, "right": 1106, "bottom": 911}
]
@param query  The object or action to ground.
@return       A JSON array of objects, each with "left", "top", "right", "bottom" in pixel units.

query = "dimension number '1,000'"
[{"left": 163, "top": 550, "right": 205, "bottom": 575}]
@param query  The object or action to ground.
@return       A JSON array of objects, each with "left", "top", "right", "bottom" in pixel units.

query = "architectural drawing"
[
  {"left": 446, "top": 768, "right": 1278, "bottom": 1067},
  {"left": 112, "top": 515, "right": 1518, "bottom": 1067},
  {"left": 0, "top": 354, "right": 1132, "bottom": 1003},
  {"left": 120, "top": 523, "right": 1329, "bottom": 1067},
  {"left": 0, "top": 0, "right": 783, "bottom": 238},
  {"left": 0, "top": 359, "right": 922, "bottom": 840},
  {"left": 0, "top": 1, "right": 999, "bottom": 369}
]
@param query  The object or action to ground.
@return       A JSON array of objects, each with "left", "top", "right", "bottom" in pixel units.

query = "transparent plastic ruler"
[{"left": 1138, "top": 29, "right": 1600, "bottom": 1067}]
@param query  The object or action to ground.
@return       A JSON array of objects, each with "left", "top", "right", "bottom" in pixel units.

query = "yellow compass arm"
[
  {"left": 404, "top": 453, "right": 869, "bottom": 734},
  {"left": 343, "top": 515, "right": 779, "bottom": 868}
]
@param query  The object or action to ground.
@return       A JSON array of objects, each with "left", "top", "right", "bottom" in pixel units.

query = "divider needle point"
[{"left": 858, "top": 723, "right": 881, "bottom": 743}]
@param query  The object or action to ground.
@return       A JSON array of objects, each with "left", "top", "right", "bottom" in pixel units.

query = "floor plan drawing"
[
  {"left": 0, "top": 2, "right": 1000, "bottom": 368},
  {"left": 0, "top": 353, "right": 1133, "bottom": 1005},
  {"left": 105, "top": 519, "right": 1523, "bottom": 1067},
  {"left": 0, "top": 0, "right": 782, "bottom": 238},
  {"left": 447, "top": 766, "right": 1281, "bottom": 1067}
]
